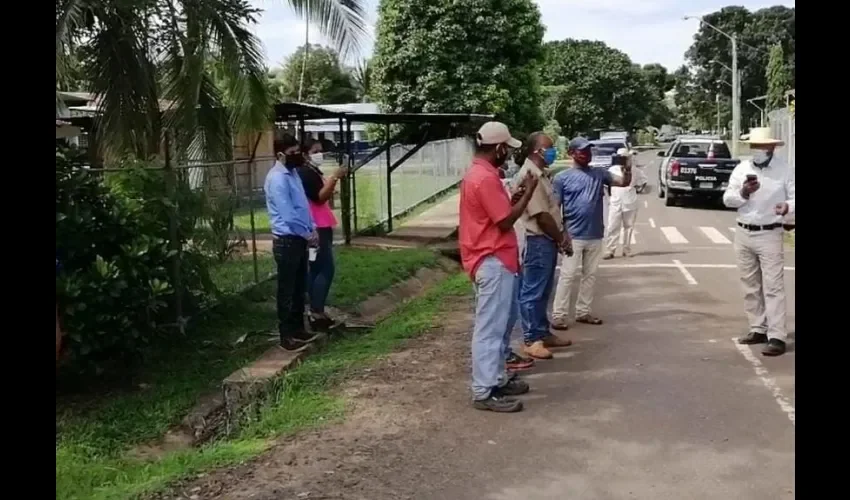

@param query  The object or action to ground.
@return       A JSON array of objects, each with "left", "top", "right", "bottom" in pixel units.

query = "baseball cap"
[
  {"left": 568, "top": 137, "right": 592, "bottom": 150},
  {"left": 476, "top": 121, "right": 522, "bottom": 148}
]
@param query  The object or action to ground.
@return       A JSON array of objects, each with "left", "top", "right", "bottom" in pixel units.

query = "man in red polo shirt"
[{"left": 460, "top": 121, "right": 539, "bottom": 413}]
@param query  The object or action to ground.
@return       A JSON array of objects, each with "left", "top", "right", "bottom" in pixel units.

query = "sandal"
[{"left": 576, "top": 315, "right": 603, "bottom": 325}]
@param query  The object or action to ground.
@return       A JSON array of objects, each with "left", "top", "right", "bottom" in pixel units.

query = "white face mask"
[
  {"left": 309, "top": 152, "right": 324, "bottom": 165},
  {"left": 752, "top": 149, "right": 773, "bottom": 166}
]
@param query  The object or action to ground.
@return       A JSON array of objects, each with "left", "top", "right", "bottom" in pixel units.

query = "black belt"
[
  {"left": 737, "top": 222, "right": 782, "bottom": 231},
  {"left": 272, "top": 234, "right": 304, "bottom": 241}
]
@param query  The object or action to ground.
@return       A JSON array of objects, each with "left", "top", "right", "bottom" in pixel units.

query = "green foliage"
[
  {"left": 766, "top": 44, "right": 790, "bottom": 111},
  {"left": 543, "top": 119, "right": 562, "bottom": 141},
  {"left": 269, "top": 44, "right": 358, "bottom": 104},
  {"left": 56, "top": 148, "right": 214, "bottom": 372},
  {"left": 635, "top": 129, "right": 657, "bottom": 146},
  {"left": 684, "top": 5, "right": 795, "bottom": 126},
  {"left": 372, "top": 0, "right": 545, "bottom": 134},
  {"left": 541, "top": 39, "right": 654, "bottom": 137}
]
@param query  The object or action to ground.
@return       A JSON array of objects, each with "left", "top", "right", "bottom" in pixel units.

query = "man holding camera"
[{"left": 723, "top": 128, "right": 795, "bottom": 357}]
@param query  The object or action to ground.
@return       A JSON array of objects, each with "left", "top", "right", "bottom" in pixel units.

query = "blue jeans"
[
  {"left": 471, "top": 256, "right": 518, "bottom": 400},
  {"left": 519, "top": 235, "right": 558, "bottom": 344},
  {"left": 307, "top": 227, "right": 335, "bottom": 313}
]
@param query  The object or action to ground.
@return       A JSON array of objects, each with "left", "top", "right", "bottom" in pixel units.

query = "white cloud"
[{"left": 249, "top": 0, "right": 794, "bottom": 71}]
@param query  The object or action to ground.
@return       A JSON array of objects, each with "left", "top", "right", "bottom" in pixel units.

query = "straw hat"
[{"left": 744, "top": 127, "right": 784, "bottom": 146}]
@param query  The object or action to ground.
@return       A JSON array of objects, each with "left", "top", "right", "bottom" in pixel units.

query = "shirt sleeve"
[
  {"left": 723, "top": 164, "right": 748, "bottom": 208},
  {"left": 524, "top": 172, "right": 548, "bottom": 218},
  {"left": 785, "top": 167, "right": 795, "bottom": 215},
  {"left": 478, "top": 176, "right": 512, "bottom": 225},
  {"left": 552, "top": 172, "right": 564, "bottom": 205},
  {"left": 297, "top": 166, "right": 323, "bottom": 203}
]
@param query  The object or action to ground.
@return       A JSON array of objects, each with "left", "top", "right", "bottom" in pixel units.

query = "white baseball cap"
[{"left": 476, "top": 121, "right": 522, "bottom": 148}]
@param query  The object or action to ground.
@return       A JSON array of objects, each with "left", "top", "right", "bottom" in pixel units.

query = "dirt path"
[{"left": 155, "top": 296, "right": 478, "bottom": 500}]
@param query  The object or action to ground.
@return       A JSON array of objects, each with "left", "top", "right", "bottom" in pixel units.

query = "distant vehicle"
[
  {"left": 656, "top": 137, "right": 740, "bottom": 207},
  {"left": 599, "top": 130, "right": 629, "bottom": 141},
  {"left": 588, "top": 139, "right": 629, "bottom": 168}
]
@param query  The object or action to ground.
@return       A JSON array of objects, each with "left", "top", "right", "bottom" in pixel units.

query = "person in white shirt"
[
  {"left": 603, "top": 148, "right": 647, "bottom": 259},
  {"left": 723, "top": 127, "right": 795, "bottom": 357}
]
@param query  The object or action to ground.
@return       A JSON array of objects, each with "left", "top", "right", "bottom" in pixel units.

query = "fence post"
[
  {"left": 247, "top": 159, "right": 259, "bottom": 283},
  {"left": 385, "top": 123, "right": 393, "bottom": 233},
  {"left": 164, "top": 132, "right": 184, "bottom": 334}
]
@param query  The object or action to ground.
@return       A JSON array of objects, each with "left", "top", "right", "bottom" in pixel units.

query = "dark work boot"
[
  {"left": 738, "top": 332, "right": 768, "bottom": 345},
  {"left": 473, "top": 389, "right": 523, "bottom": 413},
  {"left": 762, "top": 339, "right": 787, "bottom": 357}
]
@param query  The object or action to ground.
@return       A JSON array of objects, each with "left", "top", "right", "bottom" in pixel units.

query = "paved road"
[
  {"left": 487, "top": 149, "right": 796, "bottom": 499},
  {"left": 194, "top": 150, "right": 796, "bottom": 500}
]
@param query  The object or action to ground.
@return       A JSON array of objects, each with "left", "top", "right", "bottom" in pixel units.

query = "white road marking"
[
  {"left": 661, "top": 226, "right": 688, "bottom": 244},
  {"left": 672, "top": 259, "right": 698, "bottom": 285},
  {"left": 728, "top": 227, "right": 737, "bottom": 233},
  {"left": 644, "top": 200, "right": 648, "bottom": 208},
  {"left": 648, "top": 217, "right": 656, "bottom": 228},
  {"left": 596, "top": 263, "right": 795, "bottom": 271},
  {"left": 732, "top": 338, "right": 795, "bottom": 426},
  {"left": 699, "top": 226, "right": 732, "bottom": 244}
]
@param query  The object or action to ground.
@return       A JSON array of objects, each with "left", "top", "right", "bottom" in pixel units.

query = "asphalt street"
[{"left": 450, "top": 149, "right": 796, "bottom": 499}]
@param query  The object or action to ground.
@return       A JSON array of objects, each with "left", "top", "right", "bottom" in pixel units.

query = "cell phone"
[{"left": 746, "top": 174, "right": 757, "bottom": 183}]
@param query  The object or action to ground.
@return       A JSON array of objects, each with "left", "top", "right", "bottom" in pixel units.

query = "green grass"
[
  {"left": 233, "top": 171, "right": 462, "bottom": 235},
  {"left": 56, "top": 247, "right": 445, "bottom": 500},
  {"left": 209, "top": 252, "right": 276, "bottom": 295},
  {"left": 784, "top": 231, "right": 795, "bottom": 247}
]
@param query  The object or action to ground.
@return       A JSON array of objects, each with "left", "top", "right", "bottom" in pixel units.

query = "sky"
[{"left": 249, "top": 0, "right": 795, "bottom": 71}]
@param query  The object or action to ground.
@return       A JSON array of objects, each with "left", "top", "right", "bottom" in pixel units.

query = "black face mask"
[
  {"left": 284, "top": 153, "right": 304, "bottom": 167},
  {"left": 493, "top": 146, "right": 509, "bottom": 167}
]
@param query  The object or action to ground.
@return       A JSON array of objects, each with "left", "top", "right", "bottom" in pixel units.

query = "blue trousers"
[
  {"left": 519, "top": 235, "right": 558, "bottom": 343},
  {"left": 471, "top": 256, "right": 519, "bottom": 400},
  {"left": 307, "top": 227, "right": 335, "bottom": 313}
]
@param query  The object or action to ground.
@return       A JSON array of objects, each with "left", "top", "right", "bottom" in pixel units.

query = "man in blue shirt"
[
  {"left": 551, "top": 137, "right": 632, "bottom": 330},
  {"left": 265, "top": 135, "right": 319, "bottom": 351}
]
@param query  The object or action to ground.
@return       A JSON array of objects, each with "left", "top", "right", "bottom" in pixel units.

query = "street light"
[{"left": 685, "top": 15, "right": 740, "bottom": 157}]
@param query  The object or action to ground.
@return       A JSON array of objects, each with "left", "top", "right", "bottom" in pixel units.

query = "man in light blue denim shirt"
[{"left": 264, "top": 135, "right": 318, "bottom": 351}]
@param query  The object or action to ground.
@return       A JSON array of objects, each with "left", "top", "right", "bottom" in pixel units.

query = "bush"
[
  {"left": 635, "top": 129, "right": 658, "bottom": 146},
  {"left": 56, "top": 148, "right": 215, "bottom": 373}
]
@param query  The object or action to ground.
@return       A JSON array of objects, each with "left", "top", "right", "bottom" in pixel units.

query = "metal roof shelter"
[{"left": 273, "top": 102, "right": 493, "bottom": 243}]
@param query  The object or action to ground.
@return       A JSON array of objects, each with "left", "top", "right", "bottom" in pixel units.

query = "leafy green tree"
[
  {"left": 372, "top": 0, "right": 545, "bottom": 134},
  {"left": 766, "top": 44, "right": 790, "bottom": 111},
  {"left": 541, "top": 39, "right": 653, "bottom": 137},
  {"left": 55, "top": 0, "right": 369, "bottom": 160},
  {"left": 685, "top": 5, "right": 794, "bottom": 125},
  {"left": 351, "top": 59, "right": 372, "bottom": 102},
  {"left": 271, "top": 44, "right": 357, "bottom": 104}
]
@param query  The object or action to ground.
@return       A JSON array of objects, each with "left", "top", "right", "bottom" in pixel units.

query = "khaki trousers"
[
  {"left": 734, "top": 228, "right": 787, "bottom": 342},
  {"left": 605, "top": 205, "right": 637, "bottom": 255},
  {"left": 552, "top": 239, "right": 603, "bottom": 323}
]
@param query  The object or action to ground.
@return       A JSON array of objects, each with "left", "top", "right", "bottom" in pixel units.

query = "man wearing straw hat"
[{"left": 723, "top": 127, "right": 795, "bottom": 356}]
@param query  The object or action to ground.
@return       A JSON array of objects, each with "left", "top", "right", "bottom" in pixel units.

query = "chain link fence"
[
  {"left": 350, "top": 137, "right": 474, "bottom": 232},
  {"left": 768, "top": 107, "right": 795, "bottom": 169}
]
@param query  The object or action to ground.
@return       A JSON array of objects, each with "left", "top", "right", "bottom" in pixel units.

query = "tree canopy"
[
  {"left": 55, "top": 0, "right": 369, "bottom": 160},
  {"left": 683, "top": 5, "right": 795, "bottom": 126},
  {"left": 766, "top": 44, "right": 790, "bottom": 111},
  {"left": 371, "top": 0, "right": 545, "bottom": 134},
  {"left": 540, "top": 39, "right": 655, "bottom": 137},
  {"left": 269, "top": 44, "right": 357, "bottom": 104}
]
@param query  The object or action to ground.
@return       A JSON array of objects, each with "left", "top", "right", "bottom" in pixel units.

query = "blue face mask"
[
  {"left": 752, "top": 149, "right": 773, "bottom": 166},
  {"left": 542, "top": 147, "right": 558, "bottom": 166}
]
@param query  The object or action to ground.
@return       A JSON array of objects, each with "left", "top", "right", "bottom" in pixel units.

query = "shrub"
[
  {"left": 635, "top": 129, "right": 658, "bottom": 146},
  {"left": 56, "top": 148, "right": 214, "bottom": 373}
]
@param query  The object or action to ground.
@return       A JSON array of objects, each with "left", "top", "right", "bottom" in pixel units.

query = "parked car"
[
  {"left": 656, "top": 136, "right": 740, "bottom": 207},
  {"left": 588, "top": 139, "right": 634, "bottom": 169}
]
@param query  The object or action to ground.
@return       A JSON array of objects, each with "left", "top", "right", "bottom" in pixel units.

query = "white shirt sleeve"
[
  {"left": 723, "top": 163, "right": 748, "bottom": 208},
  {"left": 785, "top": 167, "right": 795, "bottom": 215}
]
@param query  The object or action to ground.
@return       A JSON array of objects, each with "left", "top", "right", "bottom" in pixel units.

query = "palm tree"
[
  {"left": 55, "top": 0, "right": 368, "bottom": 160},
  {"left": 352, "top": 58, "right": 371, "bottom": 102}
]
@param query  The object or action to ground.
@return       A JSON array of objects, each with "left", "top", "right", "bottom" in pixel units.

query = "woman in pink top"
[{"left": 297, "top": 140, "right": 348, "bottom": 331}]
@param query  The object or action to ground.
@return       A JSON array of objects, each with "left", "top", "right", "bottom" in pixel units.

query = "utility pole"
[
  {"left": 730, "top": 34, "right": 740, "bottom": 157},
  {"left": 716, "top": 93, "right": 721, "bottom": 136}
]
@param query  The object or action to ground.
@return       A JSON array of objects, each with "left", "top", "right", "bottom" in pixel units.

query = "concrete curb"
[{"left": 135, "top": 256, "right": 460, "bottom": 453}]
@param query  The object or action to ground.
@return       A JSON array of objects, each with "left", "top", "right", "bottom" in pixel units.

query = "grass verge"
[
  {"left": 784, "top": 231, "right": 795, "bottom": 247},
  {"left": 56, "top": 247, "right": 445, "bottom": 500}
]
